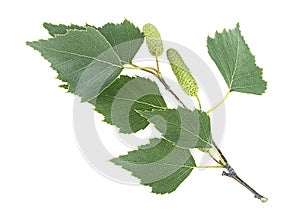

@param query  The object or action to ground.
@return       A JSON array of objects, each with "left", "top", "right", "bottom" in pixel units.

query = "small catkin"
[
  {"left": 167, "top": 48, "right": 199, "bottom": 96},
  {"left": 143, "top": 23, "right": 164, "bottom": 56}
]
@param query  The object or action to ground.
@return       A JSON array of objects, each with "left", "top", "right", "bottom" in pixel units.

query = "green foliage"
[
  {"left": 95, "top": 76, "right": 167, "bottom": 133},
  {"left": 99, "top": 20, "right": 144, "bottom": 64},
  {"left": 143, "top": 23, "right": 164, "bottom": 56},
  {"left": 43, "top": 19, "right": 144, "bottom": 64},
  {"left": 43, "top": 23, "right": 86, "bottom": 36},
  {"left": 111, "top": 138, "right": 195, "bottom": 194},
  {"left": 167, "top": 48, "right": 199, "bottom": 96},
  {"left": 138, "top": 107, "right": 212, "bottom": 149},
  {"left": 207, "top": 23, "right": 267, "bottom": 94},
  {"left": 27, "top": 20, "right": 267, "bottom": 196},
  {"left": 27, "top": 27, "right": 123, "bottom": 102},
  {"left": 27, "top": 19, "right": 143, "bottom": 102}
]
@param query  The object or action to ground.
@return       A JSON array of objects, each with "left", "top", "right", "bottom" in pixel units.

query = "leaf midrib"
[
  {"left": 100, "top": 94, "right": 167, "bottom": 110},
  {"left": 229, "top": 34, "right": 240, "bottom": 89},
  {"left": 36, "top": 45, "right": 123, "bottom": 68},
  {"left": 162, "top": 121, "right": 212, "bottom": 147}
]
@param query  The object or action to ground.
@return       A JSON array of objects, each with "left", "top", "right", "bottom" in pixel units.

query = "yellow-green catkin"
[
  {"left": 167, "top": 48, "right": 199, "bottom": 96},
  {"left": 143, "top": 23, "right": 164, "bottom": 56}
]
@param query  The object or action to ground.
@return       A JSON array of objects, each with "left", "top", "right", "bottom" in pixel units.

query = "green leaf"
[
  {"left": 138, "top": 107, "right": 212, "bottom": 149},
  {"left": 207, "top": 23, "right": 267, "bottom": 94},
  {"left": 27, "top": 27, "right": 123, "bottom": 102},
  {"left": 43, "top": 23, "right": 86, "bottom": 36},
  {"left": 28, "top": 19, "right": 144, "bottom": 101},
  {"left": 99, "top": 19, "right": 144, "bottom": 64},
  {"left": 43, "top": 19, "right": 144, "bottom": 65},
  {"left": 111, "top": 138, "right": 195, "bottom": 194},
  {"left": 95, "top": 76, "right": 167, "bottom": 133}
]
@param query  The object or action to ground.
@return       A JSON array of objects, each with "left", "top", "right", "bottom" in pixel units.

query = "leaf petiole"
[
  {"left": 212, "top": 144, "right": 227, "bottom": 166},
  {"left": 195, "top": 94, "right": 202, "bottom": 110},
  {"left": 155, "top": 55, "right": 160, "bottom": 74},
  {"left": 206, "top": 90, "right": 230, "bottom": 114},
  {"left": 124, "top": 63, "right": 159, "bottom": 74},
  {"left": 129, "top": 60, "right": 267, "bottom": 202},
  {"left": 195, "top": 165, "right": 225, "bottom": 169},
  {"left": 208, "top": 149, "right": 223, "bottom": 165}
]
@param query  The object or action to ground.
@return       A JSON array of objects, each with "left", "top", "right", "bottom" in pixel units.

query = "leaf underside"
[
  {"left": 207, "top": 23, "right": 267, "bottom": 94},
  {"left": 111, "top": 138, "right": 195, "bottom": 194}
]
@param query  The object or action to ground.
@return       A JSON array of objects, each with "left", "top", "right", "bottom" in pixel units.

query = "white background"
[{"left": 1, "top": 0, "right": 299, "bottom": 220}]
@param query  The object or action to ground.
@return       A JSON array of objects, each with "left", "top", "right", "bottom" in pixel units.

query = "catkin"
[
  {"left": 167, "top": 48, "right": 199, "bottom": 96},
  {"left": 143, "top": 23, "right": 164, "bottom": 56}
]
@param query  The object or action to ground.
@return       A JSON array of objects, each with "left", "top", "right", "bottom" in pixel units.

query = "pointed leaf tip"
[
  {"left": 111, "top": 138, "right": 195, "bottom": 194},
  {"left": 140, "top": 107, "right": 212, "bottom": 149},
  {"left": 28, "top": 20, "right": 144, "bottom": 101},
  {"left": 207, "top": 23, "right": 267, "bottom": 95}
]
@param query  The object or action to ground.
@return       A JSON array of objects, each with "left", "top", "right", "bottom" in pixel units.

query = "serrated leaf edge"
[
  {"left": 207, "top": 22, "right": 267, "bottom": 95},
  {"left": 136, "top": 107, "right": 213, "bottom": 149}
]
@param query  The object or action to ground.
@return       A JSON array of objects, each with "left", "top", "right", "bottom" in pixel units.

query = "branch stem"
[
  {"left": 208, "top": 150, "right": 222, "bottom": 165},
  {"left": 131, "top": 62, "right": 267, "bottom": 202},
  {"left": 222, "top": 166, "right": 268, "bottom": 202},
  {"left": 126, "top": 63, "right": 158, "bottom": 75},
  {"left": 212, "top": 141, "right": 227, "bottom": 166},
  {"left": 157, "top": 76, "right": 187, "bottom": 108}
]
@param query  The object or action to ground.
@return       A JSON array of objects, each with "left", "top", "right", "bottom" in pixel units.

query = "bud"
[{"left": 260, "top": 197, "right": 268, "bottom": 203}]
